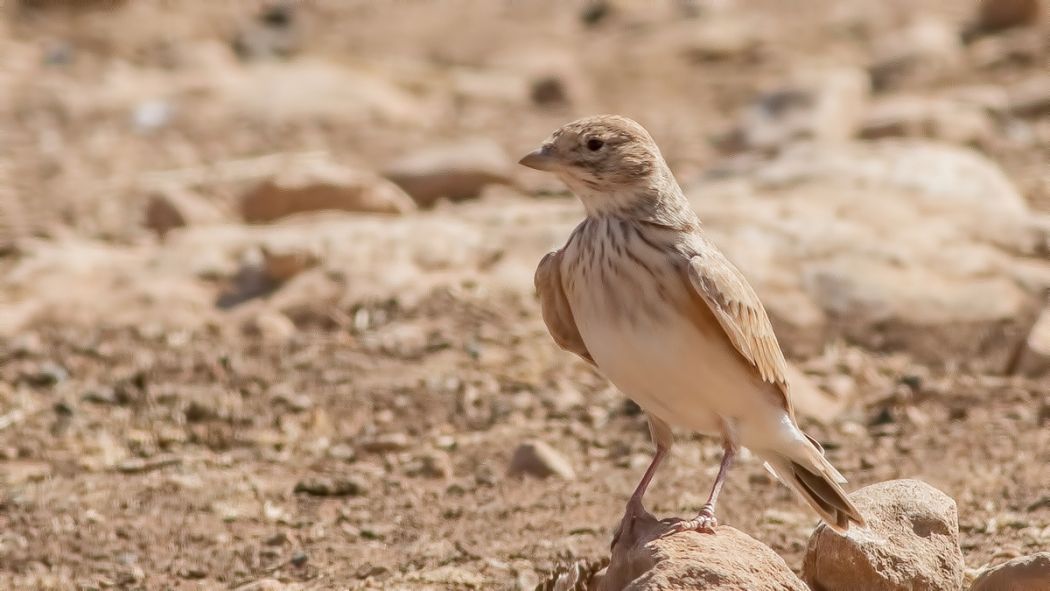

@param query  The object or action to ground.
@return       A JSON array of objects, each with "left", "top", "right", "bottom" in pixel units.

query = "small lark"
[{"left": 521, "top": 115, "right": 864, "bottom": 539}]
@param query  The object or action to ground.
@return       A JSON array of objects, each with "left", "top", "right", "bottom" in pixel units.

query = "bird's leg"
[
  {"left": 666, "top": 429, "right": 738, "bottom": 535},
  {"left": 613, "top": 414, "right": 673, "bottom": 549},
  {"left": 612, "top": 443, "right": 667, "bottom": 548}
]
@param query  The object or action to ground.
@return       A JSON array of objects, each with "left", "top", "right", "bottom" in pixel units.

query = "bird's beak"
[{"left": 518, "top": 144, "right": 557, "bottom": 171}]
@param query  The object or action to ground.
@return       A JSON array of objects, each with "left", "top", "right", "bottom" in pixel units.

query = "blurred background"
[{"left": 0, "top": 0, "right": 1047, "bottom": 589}]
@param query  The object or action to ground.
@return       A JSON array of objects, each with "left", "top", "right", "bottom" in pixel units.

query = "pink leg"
[
  {"left": 667, "top": 438, "right": 737, "bottom": 535},
  {"left": 612, "top": 443, "right": 669, "bottom": 548}
]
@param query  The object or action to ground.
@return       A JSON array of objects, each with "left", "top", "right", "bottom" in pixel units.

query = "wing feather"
[
  {"left": 535, "top": 250, "right": 594, "bottom": 365},
  {"left": 685, "top": 251, "right": 793, "bottom": 415}
]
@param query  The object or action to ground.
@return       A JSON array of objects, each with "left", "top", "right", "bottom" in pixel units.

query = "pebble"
[
  {"left": 506, "top": 440, "right": 576, "bottom": 480},
  {"left": 293, "top": 475, "right": 365, "bottom": 497}
]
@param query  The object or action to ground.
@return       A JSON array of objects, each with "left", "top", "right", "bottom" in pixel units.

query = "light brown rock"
[
  {"left": 144, "top": 187, "right": 226, "bottom": 237},
  {"left": 507, "top": 441, "right": 575, "bottom": 480},
  {"left": 803, "top": 479, "right": 964, "bottom": 591},
  {"left": 969, "top": 553, "right": 1050, "bottom": 591},
  {"left": 1013, "top": 306, "right": 1050, "bottom": 376},
  {"left": 384, "top": 139, "right": 513, "bottom": 207},
  {"left": 240, "top": 159, "right": 416, "bottom": 222},
  {"left": 261, "top": 245, "right": 320, "bottom": 283},
  {"left": 975, "top": 0, "right": 1041, "bottom": 32},
  {"left": 596, "top": 512, "right": 808, "bottom": 591}
]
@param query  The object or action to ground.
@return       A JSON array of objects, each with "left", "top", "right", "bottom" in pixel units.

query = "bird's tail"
[{"left": 761, "top": 435, "right": 866, "bottom": 532}]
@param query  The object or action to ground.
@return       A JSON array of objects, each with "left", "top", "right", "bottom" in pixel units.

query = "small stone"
[
  {"left": 383, "top": 139, "right": 513, "bottom": 207},
  {"left": 116, "top": 455, "right": 182, "bottom": 474},
  {"left": 261, "top": 245, "right": 321, "bottom": 283},
  {"left": 803, "top": 479, "right": 964, "bottom": 591},
  {"left": 361, "top": 432, "right": 411, "bottom": 453},
  {"left": 26, "top": 362, "right": 68, "bottom": 387},
  {"left": 144, "top": 187, "right": 226, "bottom": 237},
  {"left": 293, "top": 475, "right": 364, "bottom": 497},
  {"left": 327, "top": 443, "right": 356, "bottom": 462},
  {"left": 407, "top": 450, "right": 453, "bottom": 479},
  {"left": 970, "top": 552, "right": 1050, "bottom": 591},
  {"left": 290, "top": 551, "right": 308, "bottom": 568},
  {"left": 507, "top": 440, "right": 575, "bottom": 480},
  {"left": 243, "top": 310, "right": 297, "bottom": 344}
]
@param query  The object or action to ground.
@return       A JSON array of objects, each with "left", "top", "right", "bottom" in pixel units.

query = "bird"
[{"left": 520, "top": 114, "right": 865, "bottom": 541}]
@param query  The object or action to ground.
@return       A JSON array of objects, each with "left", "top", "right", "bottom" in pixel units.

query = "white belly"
[{"left": 576, "top": 300, "right": 769, "bottom": 436}]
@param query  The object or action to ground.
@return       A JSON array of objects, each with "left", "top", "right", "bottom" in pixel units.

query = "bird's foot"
[{"left": 662, "top": 503, "right": 718, "bottom": 536}]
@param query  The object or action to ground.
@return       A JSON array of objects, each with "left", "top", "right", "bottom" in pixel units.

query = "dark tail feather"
[
  {"left": 766, "top": 453, "right": 866, "bottom": 532},
  {"left": 789, "top": 460, "right": 865, "bottom": 531}
]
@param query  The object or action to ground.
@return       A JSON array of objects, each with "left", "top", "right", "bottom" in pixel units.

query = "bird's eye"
[{"left": 586, "top": 138, "right": 604, "bottom": 151}]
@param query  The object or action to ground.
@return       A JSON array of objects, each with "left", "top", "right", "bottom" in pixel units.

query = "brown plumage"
[{"left": 522, "top": 114, "right": 865, "bottom": 538}]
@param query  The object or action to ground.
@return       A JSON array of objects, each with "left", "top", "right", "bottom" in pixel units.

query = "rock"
[
  {"left": 240, "top": 159, "right": 416, "bottom": 222},
  {"left": 383, "top": 139, "right": 513, "bottom": 207},
  {"left": 1008, "top": 76, "right": 1050, "bottom": 118},
  {"left": 144, "top": 187, "right": 226, "bottom": 237},
  {"left": 870, "top": 19, "right": 962, "bottom": 90},
  {"left": 860, "top": 96, "right": 994, "bottom": 147},
  {"left": 803, "top": 479, "right": 964, "bottom": 591},
  {"left": 690, "top": 140, "right": 1050, "bottom": 366},
  {"left": 598, "top": 512, "right": 808, "bottom": 591},
  {"left": 1012, "top": 306, "right": 1050, "bottom": 376},
  {"left": 974, "top": 0, "right": 1041, "bottom": 33},
  {"left": 242, "top": 309, "right": 297, "bottom": 343},
  {"left": 293, "top": 475, "right": 365, "bottom": 497},
  {"left": 507, "top": 441, "right": 575, "bottom": 480},
  {"left": 725, "top": 66, "right": 870, "bottom": 152},
  {"left": 361, "top": 432, "right": 411, "bottom": 453},
  {"left": 969, "top": 553, "right": 1050, "bottom": 591},
  {"left": 261, "top": 245, "right": 320, "bottom": 283}
]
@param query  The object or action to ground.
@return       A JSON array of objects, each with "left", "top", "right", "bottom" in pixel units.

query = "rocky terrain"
[{"left": 0, "top": 0, "right": 1048, "bottom": 589}]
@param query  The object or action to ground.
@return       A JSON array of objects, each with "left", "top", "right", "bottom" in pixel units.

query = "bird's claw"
[{"left": 662, "top": 503, "right": 718, "bottom": 536}]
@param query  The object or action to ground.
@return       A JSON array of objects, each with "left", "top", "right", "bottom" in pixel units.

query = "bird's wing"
[
  {"left": 685, "top": 250, "right": 793, "bottom": 417},
  {"left": 535, "top": 249, "right": 594, "bottom": 365}
]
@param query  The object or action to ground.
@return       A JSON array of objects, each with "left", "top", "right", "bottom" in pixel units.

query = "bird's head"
[{"left": 519, "top": 115, "right": 674, "bottom": 214}]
